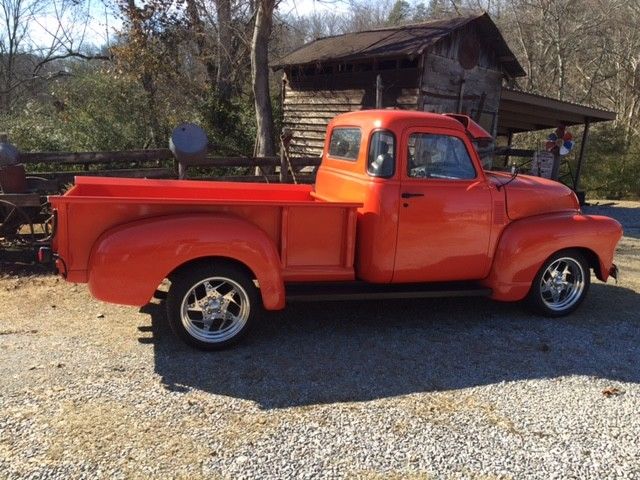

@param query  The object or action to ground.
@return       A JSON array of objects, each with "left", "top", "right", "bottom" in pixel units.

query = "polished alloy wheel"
[
  {"left": 180, "top": 276, "right": 250, "bottom": 343},
  {"left": 539, "top": 257, "right": 585, "bottom": 312}
]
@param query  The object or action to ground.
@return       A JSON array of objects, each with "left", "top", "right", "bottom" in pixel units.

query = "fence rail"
[
  {"left": 18, "top": 149, "right": 174, "bottom": 165},
  {"left": 15, "top": 148, "right": 322, "bottom": 184}
]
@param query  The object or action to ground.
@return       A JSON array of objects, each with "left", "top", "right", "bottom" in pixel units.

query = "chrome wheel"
[
  {"left": 180, "top": 276, "right": 250, "bottom": 344},
  {"left": 539, "top": 257, "right": 586, "bottom": 312}
]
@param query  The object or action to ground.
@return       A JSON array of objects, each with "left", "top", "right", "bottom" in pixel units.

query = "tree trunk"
[
  {"left": 126, "top": 0, "right": 161, "bottom": 147},
  {"left": 215, "top": 0, "right": 232, "bottom": 101},
  {"left": 251, "top": 0, "right": 276, "bottom": 158},
  {"left": 186, "top": 0, "right": 216, "bottom": 87}
]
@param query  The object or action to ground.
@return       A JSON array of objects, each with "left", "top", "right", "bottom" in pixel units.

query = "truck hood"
[{"left": 486, "top": 172, "right": 580, "bottom": 221}]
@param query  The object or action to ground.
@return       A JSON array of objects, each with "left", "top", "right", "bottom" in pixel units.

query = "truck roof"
[{"left": 329, "top": 109, "right": 468, "bottom": 133}]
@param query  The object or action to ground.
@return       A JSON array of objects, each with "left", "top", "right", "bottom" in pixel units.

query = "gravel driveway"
[{"left": 1, "top": 201, "right": 639, "bottom": 479}]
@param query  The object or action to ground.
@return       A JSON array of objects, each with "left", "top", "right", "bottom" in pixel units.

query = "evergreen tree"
[{"left": 387, "top": 0, "right": 412, "bottom": 25}]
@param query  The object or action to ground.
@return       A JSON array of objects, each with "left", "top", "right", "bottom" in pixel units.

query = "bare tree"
[
  {"left": 0, "top": 0, "right": 106, "bottom": 114},
  {"left": 0, "top": 0, "right": 39, "bottom": 112},
  {"left": 251, "top": 0, "right": 277, "bottom": 157},
  {"left": 215, "top": 0, "right": 233, "bottom": 100},
  {"left": 186, "top": 0, "right": 217, "bottom": 87}
]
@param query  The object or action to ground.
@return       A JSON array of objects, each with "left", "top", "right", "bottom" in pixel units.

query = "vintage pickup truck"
[{"left": 42, "top": 110, "right": 622, "bottom": 349}]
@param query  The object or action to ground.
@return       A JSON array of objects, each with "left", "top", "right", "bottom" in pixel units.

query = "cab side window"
[
  {"left": 407, "top": 134, "right": 476, "bottom": 180},
  {"left": 367, "top": 131, "right": 395, "bottom": 178}
]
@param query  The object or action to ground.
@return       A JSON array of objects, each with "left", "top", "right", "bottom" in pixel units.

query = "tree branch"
[{"left": 33, "top": 51, "right": 111, "bottom": 75}]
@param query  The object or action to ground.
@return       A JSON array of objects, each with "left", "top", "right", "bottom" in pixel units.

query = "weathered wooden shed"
[{"left": 271, "top": 13, "right": 526, "bottom": 157}]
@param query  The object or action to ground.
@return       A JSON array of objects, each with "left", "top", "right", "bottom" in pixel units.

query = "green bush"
[
  {"left": 581, "top": 125, "right": 640, "bottom": 200},
  {"left": 0, "top": 68, "right": 152, "bottom": 152}
]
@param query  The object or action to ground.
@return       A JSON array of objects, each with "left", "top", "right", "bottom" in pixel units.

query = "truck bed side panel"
[
  {"left": 49, "top": 177, "right": 361, "bottom": 307},
  {"left": 87, "top": 213, "right": 286, "bottom": 309}
]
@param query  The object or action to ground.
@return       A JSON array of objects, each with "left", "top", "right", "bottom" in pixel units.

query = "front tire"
[
  {"left": 528, "top": 249, "right": 590, "bottom": 317},
  {"left": 166, "top": 262, "right": 258, "bottom": 350}
]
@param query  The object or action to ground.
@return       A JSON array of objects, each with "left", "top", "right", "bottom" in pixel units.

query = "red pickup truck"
[{"left": 44, "top": 110, "right": 622, "bottom": 349}]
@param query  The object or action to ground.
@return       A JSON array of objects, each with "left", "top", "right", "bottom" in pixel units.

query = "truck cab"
[{"left": 315, "top": 111, "right": 502, "bottom": 284}]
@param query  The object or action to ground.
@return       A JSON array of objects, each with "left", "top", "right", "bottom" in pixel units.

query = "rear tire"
[
  {"left": 528, "top": 249, "right": 590, "bottom": 317},
  {"left": 166, "top": 262, "right": 258, "bottom": 350}
]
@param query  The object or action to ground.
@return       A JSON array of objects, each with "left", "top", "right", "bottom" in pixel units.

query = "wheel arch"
[
  {"left": 568, "top": 247, "right": 602, "bottom": 279},
  {"left": 533, "top": 246, "right": 601, "bottom": 280},
  {"left": 166, "top": 256, "right": 258, "bottom": 284},
  {"left": 483, "top": 212, "right": 622, "bottom": 302},
  {"left": 87, "top": 213, "right": 286, "bottom": 310}
]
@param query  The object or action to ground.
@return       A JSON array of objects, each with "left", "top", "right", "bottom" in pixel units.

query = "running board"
[{"left": 286, "top": 281, "right": 492, "bottom": 302}]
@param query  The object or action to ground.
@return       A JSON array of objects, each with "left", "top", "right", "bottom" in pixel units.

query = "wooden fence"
[{"left": 17, "top": 148, "right": 322, "bottom": 185}]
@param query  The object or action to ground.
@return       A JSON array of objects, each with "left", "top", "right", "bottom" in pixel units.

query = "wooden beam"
[
  {"left": 499, "top": 109, "right": 586, "bottom": 127},
  {"left": 504, "top": 131, "right": 514, "bottom": 166},
  {"left": 196, "top": 175, "right": 315, "bottom": 184},
  {"left": 495, "top": 147, "right": 535, "bottom": 158},
  {"left": 573, "top": 121, "right": 591, "bottom": 190},
  {"left": 19, "top": 149, "right": 173, "bottom": 165},
  {"left": 416, "top": 53, "right": 426, "bottom": 111},
  {"left": 497, "top": 118, "right": 540, "bottom": 132},
  {"left": 178, "top": 156, "right": 320, "bottom": 168},
  {"left": 456, "top": 75, "right": 465, "bottom": 114},
  {"left": 500, "top": 89, "right": 617, "bottom": 121},
  {"left": 37, "top": 168, "right": 176, "bottom": 181},
  {"left": 376, "top": 74, "right": 383, "bottom": 108},
  {"left": 0, "top": 193, "right": 42, "bottom": 207}
]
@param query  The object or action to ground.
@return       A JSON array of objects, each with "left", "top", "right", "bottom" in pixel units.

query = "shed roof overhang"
[{"left": 497, "top": 88, "right": 616, "bottom": 136}]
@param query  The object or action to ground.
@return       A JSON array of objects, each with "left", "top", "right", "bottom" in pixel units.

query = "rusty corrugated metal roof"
[{"left": 271, "top": 13, "right": 525, "bottom": 77}]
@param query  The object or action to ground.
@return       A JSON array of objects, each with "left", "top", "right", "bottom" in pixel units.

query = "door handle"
[{"left": 401, "top": 192, "right": 424, "bottom": 199}]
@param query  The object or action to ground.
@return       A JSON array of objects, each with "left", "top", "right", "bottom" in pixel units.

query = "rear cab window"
[{"left": 328, "top": 128, "right": 362, "bottom": 161}]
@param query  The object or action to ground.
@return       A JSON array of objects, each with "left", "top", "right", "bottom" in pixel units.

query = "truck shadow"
[{"left": 142, "top": 282, "right": 640, "bottom": 409}]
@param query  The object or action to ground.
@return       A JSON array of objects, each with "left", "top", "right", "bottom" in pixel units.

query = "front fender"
[
  {"left": 87, "top": 213, "right": 285, "bottom": 309},
  {"left": 483, "top": 212, "right": 622, "bottom": 302}
]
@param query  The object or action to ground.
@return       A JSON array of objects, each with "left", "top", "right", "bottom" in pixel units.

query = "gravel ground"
[{"left": 1, "top": 201, "right": 639, "bottom": 479}]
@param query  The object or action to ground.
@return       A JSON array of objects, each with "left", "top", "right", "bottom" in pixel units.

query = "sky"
[
  {"left": 26, "top": 0, "right": 119, "bottom": 51},
  {"left": 25, "top": 0, "right": 351, "bottom": 51},
  {"left": 280, "top": 0, "right": 350, "bottom": 17}
]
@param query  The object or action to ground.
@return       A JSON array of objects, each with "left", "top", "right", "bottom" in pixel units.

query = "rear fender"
[
  {"left": 87, "top": 213, "right": 285, "bottom": 309},
  {"left": 483, "top": 212, "right": 622, "bottom": 302}
]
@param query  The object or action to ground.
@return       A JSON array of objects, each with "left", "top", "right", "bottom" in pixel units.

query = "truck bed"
[{"left": 50, "top": 177, "right": 362, "bottom": 284}]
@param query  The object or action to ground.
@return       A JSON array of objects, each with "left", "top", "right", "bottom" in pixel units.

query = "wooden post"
[
  {"left": 573, "top": 120, "right": 591, "bottom": 190},
  {"left": 416, "top": 54, "right": 426, "bottom": 111},
  {"left": 173, "top": 157, "right": 180, "bottom": 178},
  {"left": 375, "top": 74, "right": 383, "bottom": 109},
  {"left": 178, "top": 162, "right": 187, "bottom": 180},
  {"left": 279, "top": 128, "right": 293, "bottom": 183},
  {"left": 456, "top": 74, "right": 466, "bottom": 113},
  {"left": 504, "top": 131, "right": 514, "bottom": 168},
  {"left": 551, "top": 151, "right": 561, "bottom": 181}
]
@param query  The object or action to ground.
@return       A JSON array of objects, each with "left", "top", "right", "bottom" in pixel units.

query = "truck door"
[{"left": 393, "top": 128, "right": 493, "bottom": 283}]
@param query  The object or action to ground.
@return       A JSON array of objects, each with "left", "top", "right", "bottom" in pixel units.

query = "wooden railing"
[{"left": 16, "top": 148, "right": 322, "bottom": 185}]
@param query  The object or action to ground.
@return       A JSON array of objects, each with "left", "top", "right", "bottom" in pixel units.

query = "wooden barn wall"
[
  {"left": 421, "top": 24, "right": 504, "bottom": 136},
  {"left": 430, "top": 22, "right": 501, "bottom": 70},
  {"left": 283, "top": 68, "right": 420, "bottom": 156},
  {"left": 282, "top": 85, "right": 363, "bottom": 157}
]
